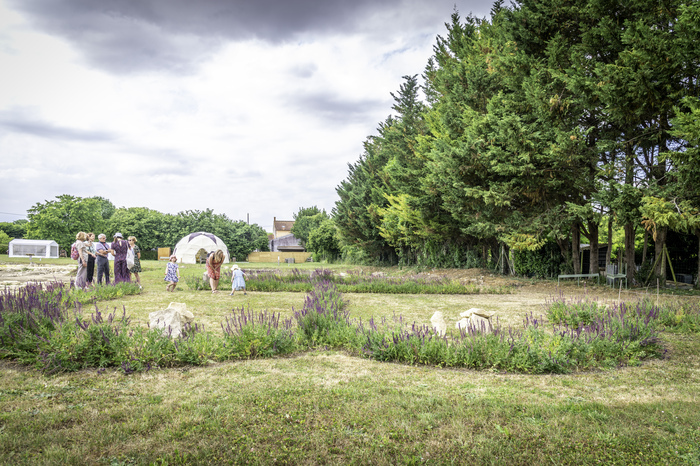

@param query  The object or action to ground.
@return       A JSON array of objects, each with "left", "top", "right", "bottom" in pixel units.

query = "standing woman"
[
  {"left": 206, "top": 249, "right": 225, "bottom": 293},
  {"left": 111, "top": 232, "right": 131, "bottom": 284},
  {"left": 86, "top": 232, "right": 97, "bottom": 287},
  {"left": 74, "top": 231, "right": 89, "bottom": 289},
  {"left": 128, "top": 236, "right": 142, "bottom": 289}
]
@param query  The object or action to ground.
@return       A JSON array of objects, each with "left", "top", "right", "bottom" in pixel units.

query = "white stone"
[
  {"left": 430, "top": 311, "right": 447, "bottom": 336},
  {"left": 456, "top": 308, "right": 495, "bottom": 332},
  {"left": 149, "top": 302, "right": 195, "bottom": 339}
]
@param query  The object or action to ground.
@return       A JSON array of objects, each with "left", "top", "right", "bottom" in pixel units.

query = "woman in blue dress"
[{"left": 230, "top": 264, "right": 247, "bottom": 295}]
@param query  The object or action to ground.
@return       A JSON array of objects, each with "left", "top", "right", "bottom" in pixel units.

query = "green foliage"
[
  {"left": 513, "top": 242, "right": 565, "bottom": 278},
  {"left": 3, "top": 279, "right": 698, "bottom": 377},
  {"left": 291, "top": 206, "right": 328, "bottom": 246},
  {"left": 306, "top": 218, "right": 341, "bottom": 260},
  {"left": 293, "top": 282, "right": 354, "bottom": 347},
  {"left": 546, "top": 296, "right": 607, "bottom": 327},
  {"left": 219, "top": 307, "right": 296, "bottom": 359},
  {"left": 0, "top": 231, "right": 10, "bottom": 254},
  {"left": 107, "top": 208, "right": 270, "bottom": 259},
  {"left": 0, "top": 220, "right": 27, "bottom": 239},
  {"left": 332, "top": 1, "right": 699, "bottom": 281},
  {"left": 655, "top": 299, "right": 700, "bottom": 333},
  {"left": 185, "top": 268, "right": 508, "bottom": 295},
  {"left": 26, "top": 195, "right": 108, "bottom": 251}
]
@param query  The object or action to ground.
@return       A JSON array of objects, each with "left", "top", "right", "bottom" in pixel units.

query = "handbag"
[{"left": 126, "top": 246, "right": 135, "bottom": 269}]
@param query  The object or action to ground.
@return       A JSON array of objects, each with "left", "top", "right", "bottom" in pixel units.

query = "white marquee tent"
[
  {"left": 8, "top": 239, "right": 60, "bottom": 259},
  {"left": 172, "top": 232, "right": 230, "bottom": 264}
]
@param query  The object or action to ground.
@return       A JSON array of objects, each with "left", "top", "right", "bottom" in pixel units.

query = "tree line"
[
  {"left": 2, "top": 195, "right": 269, "bottom": 260},
  {"left": 332, "top": 0, "right": 700, "bottom": 284}
]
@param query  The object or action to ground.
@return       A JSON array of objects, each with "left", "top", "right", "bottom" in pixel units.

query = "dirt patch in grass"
[{"left": 0, "top": 263, "right": 75, "bottom": 289}]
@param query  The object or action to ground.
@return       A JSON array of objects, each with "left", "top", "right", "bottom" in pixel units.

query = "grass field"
[{"left": 1, "top": 257, "right": 699, "bottom": 465}]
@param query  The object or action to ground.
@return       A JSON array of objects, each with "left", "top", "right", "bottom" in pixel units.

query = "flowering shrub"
[
  {"left": 1, "top": 281, "right": 693, "bottom": 375},
  {"left": 187, "top": 267, "right": 507, "bottom": 295},
  {"left": 219, "top": 306, "right": 296, "bottom": 359}
]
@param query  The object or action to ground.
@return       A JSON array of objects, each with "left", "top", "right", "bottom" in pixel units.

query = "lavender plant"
[
  {"left": 219, "top": 306, "right": 296, "bottom": 359},
  {"left": 293, "top": 281, "right": 355, "bottom": 347},
  {"left": 0, "top": 279, "right": 689, "bottom": 375},
  {"left": 187, "top": 268, "right": 508, "bottom": 295}
]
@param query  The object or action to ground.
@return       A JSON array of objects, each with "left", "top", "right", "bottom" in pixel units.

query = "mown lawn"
[{"left": 0, "top": 258, "right": 699, "bottom": 465}]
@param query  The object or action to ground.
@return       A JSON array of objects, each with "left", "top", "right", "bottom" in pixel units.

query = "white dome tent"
[{"left": 172, "top": 232, "right": 230, "bottom": 264}]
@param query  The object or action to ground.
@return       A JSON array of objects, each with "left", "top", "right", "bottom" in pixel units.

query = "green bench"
[
  {"left": 605, "top": 265, "right": 627, "bottom": 288},
  {"left": 557, "top": 273, "right": 601, "bottom": 286}
]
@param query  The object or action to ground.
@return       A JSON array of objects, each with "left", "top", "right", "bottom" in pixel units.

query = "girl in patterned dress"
[
  {"left": 164, "top": 255, "right": 180, "bottom": 292},
  {"left": 128, "top": 236, "right": 142, "bottom": 289}
]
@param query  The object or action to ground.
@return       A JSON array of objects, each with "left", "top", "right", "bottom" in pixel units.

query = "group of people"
[
  {"left": 163, "top": 250, "right": 244, "bottom": 294},
  {"left": 73, "top": 231, "right": 142, "bottom": 289},
  {"left": 73, "top": 234, "right": 245, "bottom": 295},
  {"left": 204, "top": 249, "right": 246, "bottom": 295}
]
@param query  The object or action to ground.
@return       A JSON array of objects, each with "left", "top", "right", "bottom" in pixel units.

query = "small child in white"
[
  {"left": 230, "top": 264, "right": 247, "bottom": 295},
  {"left": 164, "top": 255, "right": 180, "bottom": 292}
]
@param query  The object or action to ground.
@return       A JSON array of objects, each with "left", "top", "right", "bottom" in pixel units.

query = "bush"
[
  {"left": 2, "top": 280, "right": 693, "bottom": 376},
  {"left": 186, "top": 268, "right": 507, "bottom": 295},
  {"left": 219, "top": 307, "right": 296, "bottom": 359},
  {"left": 513, "top": 242, "right": 565, "bottom": 278},
  {"left": 294, "top": 281, "right": 355, "bottom": 347}
]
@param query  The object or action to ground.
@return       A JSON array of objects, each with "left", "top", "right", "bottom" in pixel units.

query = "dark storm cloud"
[
  {"left": 9, "top": 0, "right": 455, "bottom": 75},
  {"left": 0, "top": 108, "right": 117, "bottom": 142}
]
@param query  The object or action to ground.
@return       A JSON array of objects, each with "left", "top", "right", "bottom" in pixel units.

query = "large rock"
[
  {"left": 430, "top": 311, "right": 447, "bottom": 336},
  {"left": 455, "top": 308, "right": 495, "bottom": 332},
  {"left": 149, "top": 302, "right": 195, "bottom": 339}
]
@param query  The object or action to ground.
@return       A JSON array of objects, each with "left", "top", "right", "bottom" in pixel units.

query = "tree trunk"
[
  {"left": 624, "top": 222, "right": 636, "bottom": 282},
  {"left": 642, "top": 229, "right": 649, "bottom": 265},
  {"left": 587, "top": 219, "right": 599, "bottom": 275},
  {"left": 654, "top": 226, "right": 668, "bottom": 286},
  {"left": 572, "top": 223, "right": 581, "bottom": 275},
  {"left": 556, "top": 234, "right": 571, "bottom": 273},
  {"left": 696, "top": 228, "right": 700, "bottom": 288},
  {"left": 606, "top": 216, "right": 613, "bottom": 267}
]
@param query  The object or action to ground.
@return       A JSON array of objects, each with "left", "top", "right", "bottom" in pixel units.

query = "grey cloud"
[
  {"left": 289, "top": 62, "right": 318, "bottom": 79},
  {"left": 8, "top": 0, "right": 474, "bottom": 75},
  {"left": 0, "top": 108, "right": 117, "bottom": 142},
  {"left": 222, "top": 168, "right": 264, "bottom": 179},
  {"left": 284, "top": 91, "right": 386, "bottom": 123}
]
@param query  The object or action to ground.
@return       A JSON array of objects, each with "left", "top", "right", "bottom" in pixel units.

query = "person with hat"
[
  {"left": 111, "top": 232, "right": 131, "bottom": 284},
  {"left": 229, "top": 264, "right": 247, "bottom": 296}
]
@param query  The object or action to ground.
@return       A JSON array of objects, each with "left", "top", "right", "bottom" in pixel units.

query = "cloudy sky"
[{"left": 0, "top": 0, "right": 493, "bottom": 232}]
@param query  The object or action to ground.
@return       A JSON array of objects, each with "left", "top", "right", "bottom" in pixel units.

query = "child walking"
[
  {"left": 229, "top": 264, "right": 247, "bottom": 295},
  {"left": 164, "top": 255, "right": 180, "bottom": 292}
]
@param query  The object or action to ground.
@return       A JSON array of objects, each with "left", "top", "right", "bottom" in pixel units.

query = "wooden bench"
[{"left": 557, "top": 273, "right": 601, "bottom": 286}]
